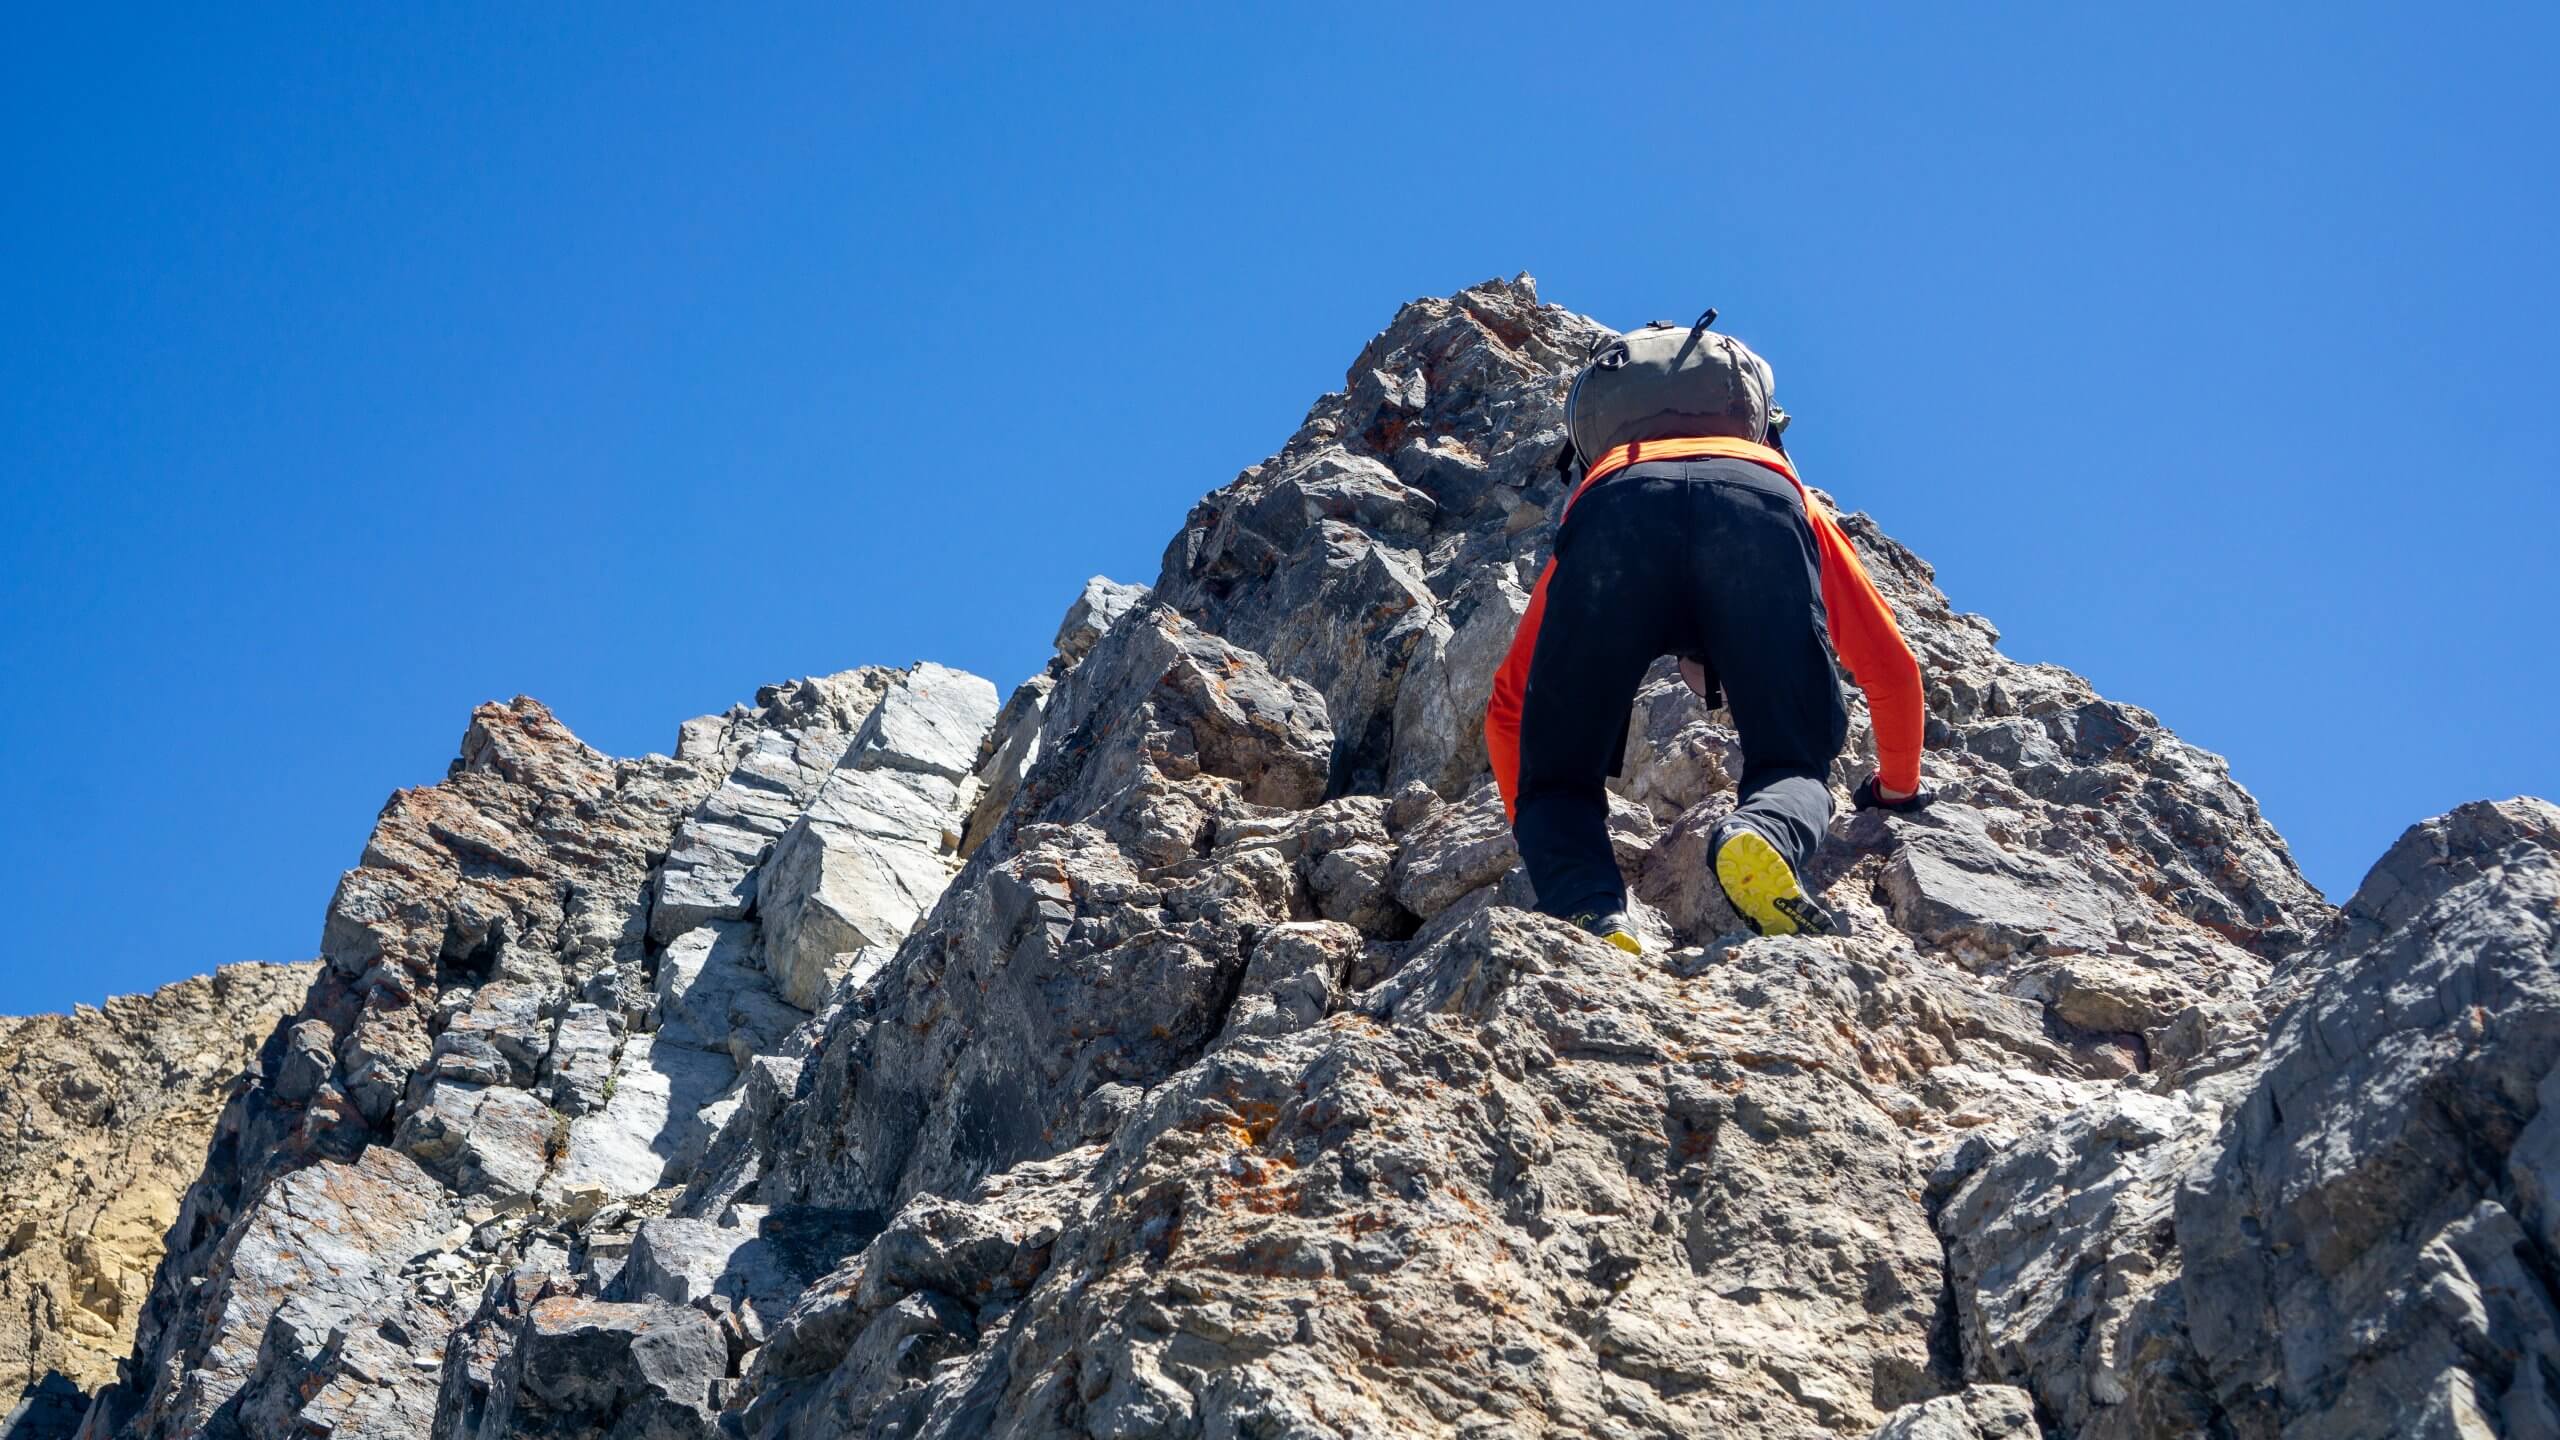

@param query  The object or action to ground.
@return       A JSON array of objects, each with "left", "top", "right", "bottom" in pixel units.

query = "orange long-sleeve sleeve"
[
  {"left": 1806, "top": 504, "right": 1925, "bottom": 795},
  {"left": 1486, "top": 557, "right": 1555, "bottom": 822}
]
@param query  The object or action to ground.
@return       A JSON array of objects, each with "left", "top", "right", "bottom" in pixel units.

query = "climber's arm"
[
  {"left": 1485, "top": 559, "right": 1556, "bottom": 823},
  {"left": 1810, "top": 508, "right": 1925, "bottom": 797}
]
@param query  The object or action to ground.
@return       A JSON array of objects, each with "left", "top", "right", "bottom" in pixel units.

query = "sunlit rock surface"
[{"left": 38, "top": 278, "right": 2554, "bottom": 1439}]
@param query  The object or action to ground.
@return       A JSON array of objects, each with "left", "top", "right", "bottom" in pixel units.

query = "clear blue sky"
[{"left": 4, "top": 5, "right": 2552, "bottom": 1015}]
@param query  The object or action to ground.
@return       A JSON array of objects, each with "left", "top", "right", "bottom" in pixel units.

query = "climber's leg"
[
  {"left": 1686, "top": 473, "right": 1851, "bottom": 934},
  {"left": 1514, "top": 476, "right": 1683, "bottom": 926}
]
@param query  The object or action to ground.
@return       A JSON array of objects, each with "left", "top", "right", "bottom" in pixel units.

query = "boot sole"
[
  {"left": 1597, "top": 927, "right": 1642, "bottom": 955},
  {"left": 1715, "top": 829, "right": 1835, "bottom": 938}
]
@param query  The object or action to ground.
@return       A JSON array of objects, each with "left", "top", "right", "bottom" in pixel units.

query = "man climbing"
[{"left": 1484, "top": 316, "right": 1931, "bottom": 952}]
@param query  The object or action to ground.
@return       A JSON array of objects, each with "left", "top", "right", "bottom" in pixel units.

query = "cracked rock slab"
[
  {"left": 544, "top": 1036, "right": 737, "bottom": 1204},
  {"left": 758, "top": 665, "right": 998, "bottom": 1009}
]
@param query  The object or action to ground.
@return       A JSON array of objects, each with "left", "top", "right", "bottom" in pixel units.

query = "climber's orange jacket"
[{"left": 1485, "top": 437, "right": 1925, "bottom": 820}]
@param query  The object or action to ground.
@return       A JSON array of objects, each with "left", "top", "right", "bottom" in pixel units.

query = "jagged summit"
[{"left": 20, "top": 279, "right": 2553, "bottom": 1440}]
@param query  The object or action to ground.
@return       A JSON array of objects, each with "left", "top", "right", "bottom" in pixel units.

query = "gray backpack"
[{"left": 1565, "top": 313, "right": 1782, "bottom": 466}]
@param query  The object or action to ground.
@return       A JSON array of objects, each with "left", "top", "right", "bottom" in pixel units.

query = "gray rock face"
[
  {"left": 758, "top": 662, "right": 999, "bottom": 1008},
  {"left": 652, "top": 670, "right": 898, "bottom": 944},
  {"left": 761, "top": 606, "right": 1337, "bottom": 1227},
  {"left": 66, "top": 276, "right": 2553, "bottom": 1440},
  {"left": 653, "top": 921, "right": 800, "bottom": 1066},
  {"left": 957, "top": 575, "right": 1154, "bottom": 862},
  {"left": 1940, "top": 1087, "right": 2239, "bottom": 1438},
  {"left": 543, "top": 1034, "right": 738, "bottom": 1202},
  {"left": 79, "top": 669, "right": 992, "bottom": 1440},
  {"left": 87, "top": 698, "right": 717, "bottom": 1440},
  {"left": 2181, "top": 799, "right": 2560, "bottom": 1436},
  {"left": 148, "top": 1145, "right": 459, "bottom": 1440},
  {"left": 1945, "top": 798, "right": 2560, "bottom": 1438}
]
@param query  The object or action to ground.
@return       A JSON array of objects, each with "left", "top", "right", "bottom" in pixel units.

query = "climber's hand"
[{"left": 1855, "top": 777, "right": 1936, "bottom": 814}]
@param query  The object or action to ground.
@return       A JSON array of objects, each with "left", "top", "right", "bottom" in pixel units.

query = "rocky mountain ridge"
[{"left": 12, "top": 276, "right": 2554, "bottom": 1439}]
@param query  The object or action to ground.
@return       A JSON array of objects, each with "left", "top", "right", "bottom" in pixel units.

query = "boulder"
[
  {"left": 1053, "top": 575, "right": 1149, "bottom": 662},
  {"left": 1866, "top": 1387, "right": 2044, "bottom": 1439},
  {"left": 758, "top": 664, "right": 998, "bottom": 1009},
  {"left": 472, "top": 1297, "right": 726, "bottom": 1440}
]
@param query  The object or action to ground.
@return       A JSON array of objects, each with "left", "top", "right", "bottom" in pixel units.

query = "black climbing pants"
[{"left": 1515, "top": 457, "right": 1851, "bottom": 921}]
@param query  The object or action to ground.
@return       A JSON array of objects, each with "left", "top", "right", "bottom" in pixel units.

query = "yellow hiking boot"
[
  {"left": 1567, "top": 909, "right": 1644, "bottom": 955},
  {"left": 1713, "top": 827, "right": 1836, "bottom": 937}
]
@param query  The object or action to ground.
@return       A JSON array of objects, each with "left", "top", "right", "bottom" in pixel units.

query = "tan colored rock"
[{"left": 0, "top": 960, "right": 314, "bottom": 1403}]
